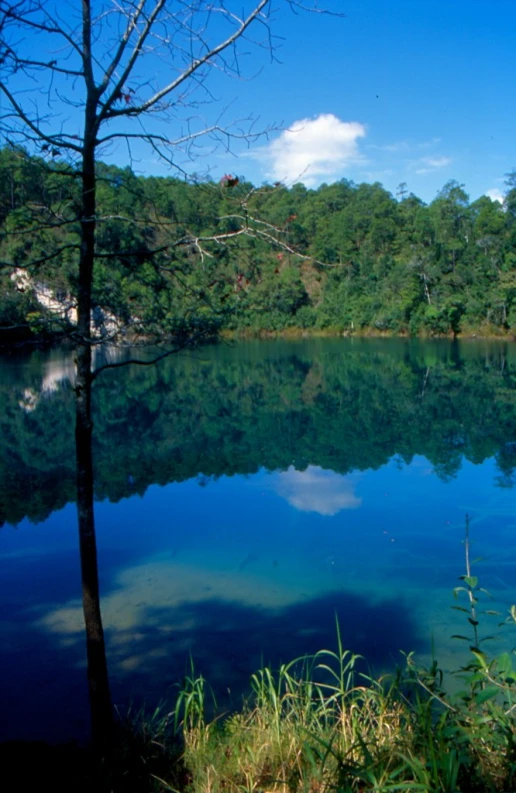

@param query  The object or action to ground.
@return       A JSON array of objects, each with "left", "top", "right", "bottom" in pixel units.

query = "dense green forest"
[
  {"left": 1, "top": 146, "right": 516, "bottom": 341},
  {"left": 1, "top": 339, "right": 515, "bottom": 526}
]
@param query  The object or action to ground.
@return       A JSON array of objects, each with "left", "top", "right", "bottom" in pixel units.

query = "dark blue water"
[{"left": 1, "top": 339, "right": 516, "bottom": 743}]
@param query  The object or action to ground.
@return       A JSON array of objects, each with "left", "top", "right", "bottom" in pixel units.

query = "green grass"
[
  {"left": 167, "top": 630, "right": 516, "bottom": 793},
  {"left": 167, "top": 643, "right": 514, "bottom": 793}
]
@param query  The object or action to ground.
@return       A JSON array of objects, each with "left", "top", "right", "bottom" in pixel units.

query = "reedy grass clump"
[
  {"left": 174, "top": 639, "right": 516, "bottom": 792},
  {"left": 174, "top": 644, "right": 436, "bottom": 793}
]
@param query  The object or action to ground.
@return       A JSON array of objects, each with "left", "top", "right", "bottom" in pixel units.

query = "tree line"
[{"left": 2, "top": 147, "right": 516, "bottom": 341}]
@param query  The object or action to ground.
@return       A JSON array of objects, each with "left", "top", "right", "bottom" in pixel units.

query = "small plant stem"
[{"left": 464, "top": 513, "right": 479, "bottom": 649}]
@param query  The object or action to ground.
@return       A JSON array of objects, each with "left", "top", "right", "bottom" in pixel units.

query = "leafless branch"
[
  {"left": 100, "top": 0, "right": 271, "bottom": 121},
  {"left": 0, "top": 82, "right": 82, "bottom": 152}
]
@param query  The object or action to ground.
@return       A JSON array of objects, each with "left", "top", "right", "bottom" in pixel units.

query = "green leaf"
[
  {"left": 474, "top": 687, "right": 499, "bottom": 705},
  {"left": 451, "top": 634, "right": 470, "bottom": 641},
  {"left": 463, "top": 576, "right": 478, "bottom": 588},
  {"left": 470, "top": 650, "right": 488, "bottom": 668},
  {"left": 495, "top": 652, "right": 513, "bottom": 678},
  {"left": 462, "top": 672, "right": 486, "bottom": 686}
]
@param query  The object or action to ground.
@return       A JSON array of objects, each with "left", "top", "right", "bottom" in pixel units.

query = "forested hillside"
[{"left": 1, "top": 146, "right": 516, "bottom": 341}]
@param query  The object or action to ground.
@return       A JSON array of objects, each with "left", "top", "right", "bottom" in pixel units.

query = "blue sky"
[
  {"left": 3, "top": 0, "right": 515, "bottom": 204},
  {"left": 212, "top": 0, "right": 516, "bottom": 203}
]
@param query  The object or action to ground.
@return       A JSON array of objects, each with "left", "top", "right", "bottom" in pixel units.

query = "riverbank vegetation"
[
  {"left": 172, "top": 629, "right": 516, "bottom": 793},
  {"left": 2, "top": 147, "right": 516, "bottom": 343}
]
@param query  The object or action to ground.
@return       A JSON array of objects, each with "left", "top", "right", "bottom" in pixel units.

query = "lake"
[{"left": 1, "top": 337, "right": 516, "bottom": 744}]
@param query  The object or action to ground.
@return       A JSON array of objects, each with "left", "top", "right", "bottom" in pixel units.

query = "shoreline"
[
  {"left": 221, "top": 326, "right": 516, "bottom": 341},
  {"left": 2, "top": 325, "right": 515, "bottom": 353}
]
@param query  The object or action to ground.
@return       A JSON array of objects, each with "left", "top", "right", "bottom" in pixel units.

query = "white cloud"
[
  {"left": 413, "top": 156, "right": 452, "bottom": 175},
  {"left": 254, "top": 114, "right": 366, "bottom": 187},
  {"left": 272, "top": 465, "right": 361, "bottom": 516},
  {"left": 486, "top": 188, "right": 504, "bottom": 204}
]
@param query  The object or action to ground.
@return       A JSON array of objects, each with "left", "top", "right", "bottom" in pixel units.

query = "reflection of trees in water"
[{"left": 1, "top": 340, "right": 516, "bottom": 527}]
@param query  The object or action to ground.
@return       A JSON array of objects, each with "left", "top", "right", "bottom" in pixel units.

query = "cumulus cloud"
[
  {"left": 254, "top": 114, "right": 366, "bottom": 187},
  {"left": 273, "top": 465, "right": 361, "bottom": 516},
  {"left": 486, "top": 188, "right": 504, "bottom": 204},
  {"left": 413, "top": 156, "right": 452, "bottom": 175}
]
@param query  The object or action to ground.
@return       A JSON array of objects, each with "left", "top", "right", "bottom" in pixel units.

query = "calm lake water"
[{"left": 1, "top": 338, "right": 516, "bottom": 743}]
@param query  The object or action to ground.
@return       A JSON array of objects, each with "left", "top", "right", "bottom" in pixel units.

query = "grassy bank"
[{"left": 169, "top": 643, "right": 516, "bottom": 793}]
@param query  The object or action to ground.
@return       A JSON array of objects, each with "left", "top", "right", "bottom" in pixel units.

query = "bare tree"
[{"left": 0, "top": 0, "right": 341, "bottom": 749}]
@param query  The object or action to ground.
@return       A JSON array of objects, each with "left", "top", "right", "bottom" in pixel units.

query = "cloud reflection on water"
[{"left": 272, "top": 465, "right": 361, "bottom": 516}]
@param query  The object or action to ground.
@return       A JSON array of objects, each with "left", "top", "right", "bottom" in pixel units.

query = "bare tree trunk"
[
  {"left": 75, "top": 349, "right": 113, "bottom": 749},
  {"left": 74, "top": 79, "right": 113, "bottom": 748},
  {"left": 420, "top": 365, "right": 430, "bottom": 399},
  {"left": 422, "top": 272, "right": 431, "bottom": 305}
]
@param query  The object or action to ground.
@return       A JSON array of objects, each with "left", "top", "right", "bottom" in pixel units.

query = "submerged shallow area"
[{"left": 1, "top": 338, "right": 516, "bottom": 743}]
